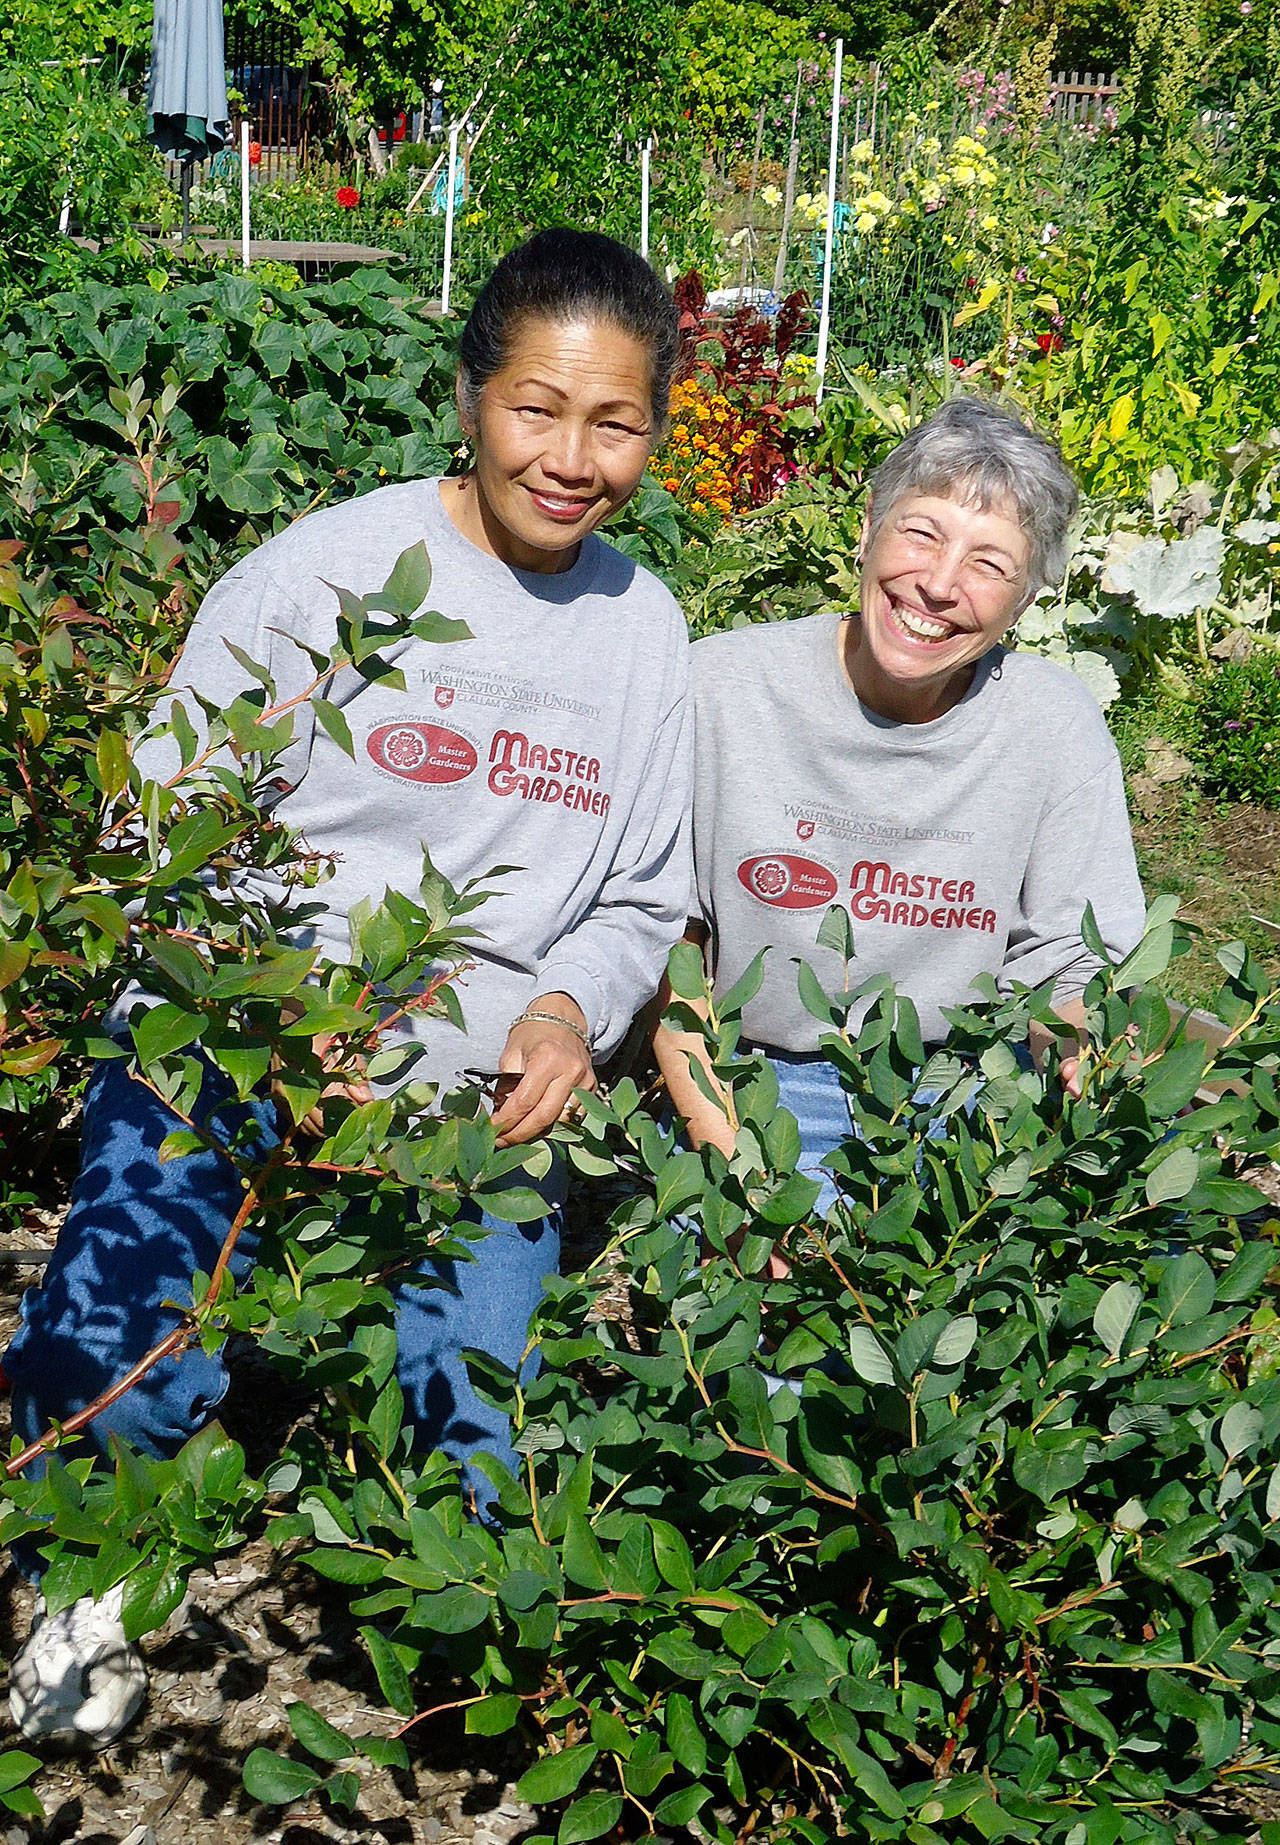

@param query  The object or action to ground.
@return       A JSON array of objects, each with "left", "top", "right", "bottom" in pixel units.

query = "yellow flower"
[
  {"left": 980, "top": 213, "right": 998, "bottom": 232},
  {"left": 760, "top": 183, "right": 783, "bottom": 208}
]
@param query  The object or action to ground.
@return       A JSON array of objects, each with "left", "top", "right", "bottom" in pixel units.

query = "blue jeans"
[
  {"left": 4, "top": 1054, "right": 563, "bottom": 1500},
  {"left": 767, "top": 1050, "right": 952, "bottom": 1212},
  {"left": 768, "top": 1052, "right": 856, "bottom": 1217}
]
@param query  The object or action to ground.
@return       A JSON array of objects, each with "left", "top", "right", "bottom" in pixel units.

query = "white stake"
[
  {"left": 240, "top": 121, "right": 251, "bottom": 270},
  {"left": 815, "top": 38, "right": 844, "bottom": 406},
  {"left": 58, "top": 194, "right": 71, "bottom": 235},
  {"left": 441, "top": 120, "right": 460, "bottom": 312},
  {"left": 640, "top": 139, "right": 651, "bottom": 260}
]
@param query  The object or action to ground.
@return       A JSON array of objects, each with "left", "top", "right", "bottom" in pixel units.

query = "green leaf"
[
  {"left": 158, "top": 1129, "right": 208, "bottom": 1163},
  {"left": 795, "top": 958, "right": 839, "bottom": 1025},
  {"left": 666, "top": 939, "right": 707, "bottom": 1002},
  {"left": 312, "top": 698, "right": 355, "bottom": 759},
  {"left": 563, "top": 1512, "right": 609, "bottom": 1591},
  {"left": 816, "top": 902, "right": 854, "bottom": 960},
  {"left": 515, "top": 1743, "right": 598, "bottom": 1805},
  {"left": 1218, "top": 1241, "right": 1277, "bottom": 1303},
  {"left": 0, "top": 1751, "right": 41, "bottom": 1797},
  {"left": 650, "top": 1520, "right": 695, "bottom": 1594},
  {"left": 1145, "top": 1144, "right": 1201, "bottom": 1206},
  {"left": 646, "top": 1629, "right": 716, "bottom": 1680},
  {"left": 360, "top": 1625, "right": 415, "bottom": 1717},
  {"left": 132, "top": 1002, "right": 204, "bottom": 1066},
  {"left": 558, "top": 1792, "right": 624, "bottom": 1843},
  {"left": 95, "top": 728, "right": 131, "bottom": 800},
  {"left": 120, "top": 1555, "right": 187, "bottom": 1642},
  {"left": 1220, "top": 1401, "right": 1263, "bottom": 1460},
  {"left": 379, "top": 540, "right": 432, "bottom": 615},
  {"left": 718, "top": 947, "right": 767, "bottom": 1017},
  {"left": 306, "top": 1548, "right": 385, "bottom": 1584},
  {"left": 243, "top": 1748, "right": 324, "bottom": 1805},
  {"left": 467, "top": 1693, "right": 522, "bottom": 1735},
  {"left": 474, "top": 1185, "right": 555, "bottom": 1224},
  {"left": 1157, "top": 1251, "right": 1215, "bottom": 1326},
  {"left": 933, "top": 1315, "right": 978, "bottom": 1368},
  {"left": 655, "top": 1783, "right": 711, "bottom": 1826},
  {"left": 665, "top": 1690, "right": 707, "bottom": 1776},
  {"left": 1094, "top": 1281, "right": 1141, "bottom": 1357},
  {"left": 847, "top": 1324, "right": 896, "bottom": 1385},
  {"left": 1141, "top": 1039, "right": 1208, "bottom": 1116},
  {"left": 1012, "top": 1430, "right": 1090, "bottom": 1503},
  {"left": 1114, "top": 923, "right": 1175, "bottom": 988},
  {"left": 287, "top": 1702, "right": 353, "bottom": 1764}
]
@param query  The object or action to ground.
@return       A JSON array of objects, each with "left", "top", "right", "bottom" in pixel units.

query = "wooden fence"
[{"left": 1048, "top": 69, "right": 1121, "bottom": 125}]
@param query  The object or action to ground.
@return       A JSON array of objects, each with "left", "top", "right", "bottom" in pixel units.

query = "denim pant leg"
[
  {"left": 6, "top": 1053, "right": 565, "bottom": 1514},
  {"left": 5, "top": 1055, "right": 275, "bottom": 1465},
  {"left": 767, "top": 1052, "right": 854, "bottom": 1218},
  {"left": 392, "top": 1162, "right": 565, "bottom": 1498}
]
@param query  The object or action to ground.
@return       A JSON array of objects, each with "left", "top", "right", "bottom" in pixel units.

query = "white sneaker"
[{"left": 10, "top": 1581, "right": 147, "bottom": 1747}]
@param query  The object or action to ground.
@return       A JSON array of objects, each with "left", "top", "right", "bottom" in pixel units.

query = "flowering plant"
[
  {"left": 335, "top": 185, "right": 360, "bottom": 209},
  {"left": 248, "top": 141, "right": 261, "bottom": 167},
  {"left": 657, "top": 273, "right": 814, "bottom": 520}
]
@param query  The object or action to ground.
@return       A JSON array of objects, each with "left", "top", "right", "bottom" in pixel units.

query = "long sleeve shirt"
[
  {"left": 690, "top": 611, "right": 1145, "bottom": 1051},
  {"left": 133, "top": 478, "right": 693, "bottom": 1091}
]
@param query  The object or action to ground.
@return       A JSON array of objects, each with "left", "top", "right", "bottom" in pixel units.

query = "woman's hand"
[{"left": 491, "top": 993, "right": 596, "bottom": 1147}]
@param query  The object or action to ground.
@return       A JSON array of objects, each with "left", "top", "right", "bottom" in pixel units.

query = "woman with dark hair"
[
  {"left": 655, "top": 396, "right": 1144, "bottom": 1196},
  {"left": 6, "top": 228, "right": 692, "bottom": 1746}
]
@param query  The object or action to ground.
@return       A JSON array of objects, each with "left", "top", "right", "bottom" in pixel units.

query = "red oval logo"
[
  {"left": 737, "top": 854, "right": 839, "bottom": 909},
  {"left": 366, "top": 721, "right": 477, "bottom": 784}
]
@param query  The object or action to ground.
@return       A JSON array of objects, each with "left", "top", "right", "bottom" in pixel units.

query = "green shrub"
[
  {"left": 0, "top": 61, "right": 168, "bottom": 279},
  {"left": 1193, "top": 652, "right": 1280, "bottom": 807},
  {"left": 6, "top": 867, "right": 1280, "bottom": 1841}
]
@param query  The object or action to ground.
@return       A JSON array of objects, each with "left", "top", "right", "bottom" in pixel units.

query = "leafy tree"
[{"left": 0, "top": 0, "right": 151, "bottom": 65}]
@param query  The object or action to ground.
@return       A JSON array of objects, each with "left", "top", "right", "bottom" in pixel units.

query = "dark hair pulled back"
[{"left": 458, "top": 227, "right": 679, "bottom": 430}]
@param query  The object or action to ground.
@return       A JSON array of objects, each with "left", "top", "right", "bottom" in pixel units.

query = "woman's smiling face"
[
  {"left": 453, "top": 316, "right": 656, "bottom": 574},
  {"left": 847, "top": 489, "right": 1034, "bottom": 722}
]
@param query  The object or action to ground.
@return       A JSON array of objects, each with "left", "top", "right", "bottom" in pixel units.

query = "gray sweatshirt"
[
  {"left": 134, "top": 479, "right": 693, "bottom": 1091},
  {"left": 691, "top": 611, "right": 1145, "bottom": 1051}
]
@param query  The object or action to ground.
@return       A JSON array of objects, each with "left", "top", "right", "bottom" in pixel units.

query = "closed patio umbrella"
[{"left": 146, "top": 0, "right": 232, "bottom": 238}]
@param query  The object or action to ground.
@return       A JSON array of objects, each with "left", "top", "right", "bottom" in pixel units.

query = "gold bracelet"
[{"left": 510, "top": 1009, "right": 592, "bottom": 1049}]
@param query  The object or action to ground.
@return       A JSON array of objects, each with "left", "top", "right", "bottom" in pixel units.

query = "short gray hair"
[{"left": 866, "top": 396, "right": 1078, "bottom": 591}]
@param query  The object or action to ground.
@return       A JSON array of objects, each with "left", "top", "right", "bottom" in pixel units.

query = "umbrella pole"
[{"left": 180, "top": 156, "right": 193, "bottom": 243}]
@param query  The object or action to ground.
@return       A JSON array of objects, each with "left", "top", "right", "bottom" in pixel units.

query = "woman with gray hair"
[{"left": 654, "top": 395, "right": 1144, "bottom": 1197}]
